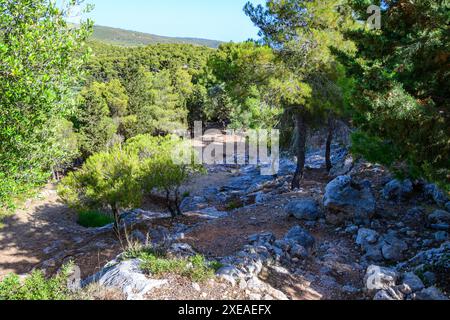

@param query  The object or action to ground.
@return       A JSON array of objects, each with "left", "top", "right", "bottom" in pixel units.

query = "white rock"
[
  {"left": 83, "top": 259, "right": 167, "bottom": 300},
  {"left": 364, "top": 265, "right": 398, "bottom": 292}
]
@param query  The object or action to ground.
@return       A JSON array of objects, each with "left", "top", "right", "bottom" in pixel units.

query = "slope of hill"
[{"left": 91, "top": 25, "right": 222, "bottom": 48}]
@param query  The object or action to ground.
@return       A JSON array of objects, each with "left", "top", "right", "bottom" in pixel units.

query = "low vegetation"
[
  {"left": 124, "top": 247, "right": 218, "bottom": 283},
  {"left": 77, "top": 210, "right": 115, "bottom": 228},
  {"left": 0, "top": 264, "right": 74, "bottom": 301}
]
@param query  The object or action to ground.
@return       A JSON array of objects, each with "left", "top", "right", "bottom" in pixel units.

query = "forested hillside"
[{"left": 91, "top": 25, "right": 222, "bottom": 48}]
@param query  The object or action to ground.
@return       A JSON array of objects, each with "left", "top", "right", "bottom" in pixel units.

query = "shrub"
[
  {"left": 125, "top": 135, "right": 204, "bottom": 217},
  {"left": 0, "top": 264, "right": 73, "bottom": 300},
  {"left": 77, "top": 210, "right": 114, "bottom": 228},
  {"left": 58, "top": 146, "right": 142, "bottom": 234}
]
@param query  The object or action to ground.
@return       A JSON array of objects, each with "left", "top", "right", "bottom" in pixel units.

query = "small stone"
[
  {"left": 356, "top": 228, "right": 379, "bottom": 246},
  {"left": 192, "top": 283, "right": 201, "bottom": 292},
  {"left": 396, "top": 284, "right": 412, "bottom": 295},
  {"left": 238, "top": 279, "right": 247, "bottom": 290},
  {"left": 434, "top": 231, "right": 449, "bottom": 242},
  {"left": 374, "top": 290, "right": 395, "bottom": 300},
  {"left": 248, "top": 232, "right": 275, "bottom": 245},
  {"left": 290, "top": 244, "right": 308, "bottom": 259},
  {"left": 284, "top": 226, "right": 315, "bottom": 250},
  {"left": 345, "top": 225, "right": 359, "bottom": 234}
]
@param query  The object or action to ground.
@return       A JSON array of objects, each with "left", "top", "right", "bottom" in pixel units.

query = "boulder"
[
  {"left": 180, "top": 196, "right": 208, "bottom": 212},
  {"left": 415, "top": 287, "right": 449, "bottom": 300},
  {"left": 83, "top": 259, "right": 167, "bottom": 300},
  {"left": 364, "top": 265, "right": 399, "bottom": 292},
  {"left": 402, "top": 272, "right": 425, "bottom": 292},
  {"left": 323, "top": 176, "right": 376, "bottom": 225},
  {"left": 284, "top": 226, "right": 315, "bottom": 251},
  {"left": 286, "top": 199, "right": 320, "bottom": 221},
  {"left": 381, "top": 232, "right": 408, "bottom": 262},
  {"left": 424, "top": 184, "right": 449, "bottom": 207},
  {"left": 382, "top": 179, "right": 413, "bottom": 201}
]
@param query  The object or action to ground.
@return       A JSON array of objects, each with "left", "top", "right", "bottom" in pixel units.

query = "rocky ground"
[{"left": 1, "top": 144, "right": 449, "bottom": 301}]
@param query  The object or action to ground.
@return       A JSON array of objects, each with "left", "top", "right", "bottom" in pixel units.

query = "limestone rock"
[
  {"left": 83, "top": 259, "right": 167, "bottom": 300},
  {"left": 382, "top": 179, "right": 413, "bottom": 201},
  {"left": 324, "top": 176, "right": 376, "bottom": 225},
  {"left": 286, "top": 198, "right": 320, "bottom": 221}
]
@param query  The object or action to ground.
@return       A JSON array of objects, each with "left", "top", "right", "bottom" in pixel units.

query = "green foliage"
[
  {"left": 126, "top": 248, "right": 215, "bottom": 283},
  {"left": 0, "top": 264, "right": 74, "bottom": 300},
  {"left": 74, "top": 42, "right": 214, "bottom": 158},
  {"left": 77, "top": 210, "right": 114, "bottom": 228},
  {"left": 208, "top": 42, "right": 284, "bottom": 129},
  {"left": 0, "top": 0, "right": 92, "bottom": 211},
  {"left": 342, "top": 0, "right": 450, "bottom": 190},
  {"left": 125, "top": 134, "right": 204, "bottom": 217},
  {"left": 58, "top": 147, "right": 142, "bottom": 229}
]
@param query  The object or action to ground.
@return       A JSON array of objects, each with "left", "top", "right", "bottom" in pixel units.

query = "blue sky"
[{"left": 80, "top": 0, "right": 266, "bottom": 42}]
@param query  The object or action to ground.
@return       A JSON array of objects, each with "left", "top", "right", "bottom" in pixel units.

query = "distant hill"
[{"left": 90, "top": 25, "right": 222, "bottom": 49}]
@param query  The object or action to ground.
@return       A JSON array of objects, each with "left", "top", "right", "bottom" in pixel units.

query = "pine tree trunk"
[
  {"left": 112, "top": 203, "right": 121, "bottom": 238},
  {"left": 174, "top": 186, "right": 183, "bottom": 216},
  {"left": 292, "top": 112, "right": 308, "bottom": 190},
  {"left": 326, "top": 116, "right": 334, "bottom": 172}
]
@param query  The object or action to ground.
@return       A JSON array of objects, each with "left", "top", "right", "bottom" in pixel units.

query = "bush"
[
  {"left": 125, "top": 134, "right": 204, "bottom": 217},
  {"left": 77, "top": 210, "right": 114, "bottom": 228},
  {"left": 58, "top": 146, "right": 142, "bottom": 234},
  {"left": 0, "top": 264, "right": 73, "bottom": 300}
]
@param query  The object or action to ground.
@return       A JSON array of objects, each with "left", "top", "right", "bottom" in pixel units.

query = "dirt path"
[{"left": 0, "top": 185, "right": 89, "bottom": 278}]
